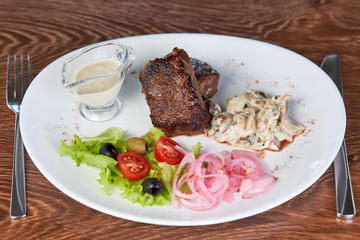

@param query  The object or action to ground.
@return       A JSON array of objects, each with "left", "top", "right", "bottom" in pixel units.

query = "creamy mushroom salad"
[{"left": 205, "top": 90, "right": 305, "bottom": 151}]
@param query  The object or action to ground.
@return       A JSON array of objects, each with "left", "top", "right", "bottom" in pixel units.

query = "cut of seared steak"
[
  {"left": 139, "top": 48, "right": 211, "bottom": 137},
  {"left": 190, "top": 58, "right": 220, "bottom": 100}
]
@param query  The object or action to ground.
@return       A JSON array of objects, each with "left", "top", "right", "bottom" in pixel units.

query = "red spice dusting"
[{"left": 271, "top": 165, "right": 279, "bottom": 174}]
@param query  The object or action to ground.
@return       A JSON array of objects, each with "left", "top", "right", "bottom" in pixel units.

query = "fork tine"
[
  {"left": 14, "top": 55, "right": 19, "bottom": 98},
  {"left": 6, "top": 55, "right": 12, "bottom": 100},
  {"left": 27, "top": 55, "right": 33, "bottom": 85},
  {"left": 21, "top": 54, "right": 25, "bottom": 97}
]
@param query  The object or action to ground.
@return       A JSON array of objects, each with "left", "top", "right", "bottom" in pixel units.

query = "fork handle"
[{"left": 10, "top": 112, "right": 26, "bottom": 219}]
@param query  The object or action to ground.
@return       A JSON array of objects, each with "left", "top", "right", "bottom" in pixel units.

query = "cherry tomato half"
[
  {"left": 155, "top": 136, "right": 184, "bottom": 165},
  {"left": 117, "top": 152, "right": 150, "bottom": 180}
]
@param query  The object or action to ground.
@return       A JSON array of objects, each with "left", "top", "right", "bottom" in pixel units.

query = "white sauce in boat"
[{"left": 74, "top": 59, "right": 122, "bottom": 107}]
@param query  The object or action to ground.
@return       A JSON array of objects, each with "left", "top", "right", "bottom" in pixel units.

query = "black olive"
[
  {"left": 99, "top": 142, "right": 119, "bottom": 160},
  {"left": 142, "top": 178, "right": 163, "bottom": 196}
]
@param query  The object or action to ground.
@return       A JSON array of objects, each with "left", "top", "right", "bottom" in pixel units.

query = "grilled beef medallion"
[{"left": 139, "top": 48, "right": 212, "bottom": 137}]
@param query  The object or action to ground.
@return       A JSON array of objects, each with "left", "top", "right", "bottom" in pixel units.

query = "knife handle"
[{"left": 334, "top": 140, "right": 356, "bottom": 219}]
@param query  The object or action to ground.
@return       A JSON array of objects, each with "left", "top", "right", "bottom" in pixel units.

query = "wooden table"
[{"left": 1, "top": 0, "right": 359, "bottom": 239}]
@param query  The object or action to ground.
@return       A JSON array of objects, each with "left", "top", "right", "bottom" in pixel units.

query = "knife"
[{"left": 320, "top": 52, "right": 356, "bottom": 219}]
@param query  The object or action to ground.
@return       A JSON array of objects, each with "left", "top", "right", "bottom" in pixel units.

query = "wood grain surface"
[{"left": 1, "top": 0, "right": 360, "bottom": 239}]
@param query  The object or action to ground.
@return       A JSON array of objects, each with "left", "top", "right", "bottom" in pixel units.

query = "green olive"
[{"left": 126, "top": 137, "right": 148, "bottom": 155}]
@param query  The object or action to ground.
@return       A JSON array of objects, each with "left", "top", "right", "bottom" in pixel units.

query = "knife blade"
[{"left": 320, "top": 52, "right": 356, "bottom": 219}]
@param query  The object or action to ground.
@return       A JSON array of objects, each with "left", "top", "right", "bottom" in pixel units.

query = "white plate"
[{"left": 20, "top": 33, "right": 346, "bottom": 226}]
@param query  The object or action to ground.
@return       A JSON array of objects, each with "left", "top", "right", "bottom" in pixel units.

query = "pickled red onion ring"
[
  {"left": 240, "top": 174, "right": 276, "bottom": 199},
  {"left": 172, "top": 147, "right": 276, "bottom": 211}
]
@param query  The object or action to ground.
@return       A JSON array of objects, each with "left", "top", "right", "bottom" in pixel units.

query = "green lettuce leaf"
[
  {"left": 191, "top": 142, "right": 203, "bottom": 158},
  {"left": 85, "top": 127, "right": 126, "bottom": 145},
  {"left": 141, "top": 126, "right": 165, "bottom": 149}
]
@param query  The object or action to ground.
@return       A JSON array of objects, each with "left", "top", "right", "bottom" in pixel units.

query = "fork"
[{"left": 6, "top": 55, "right": 33, "bottom": 219}]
